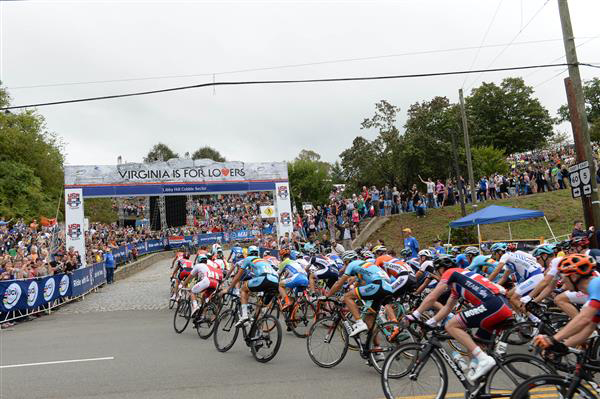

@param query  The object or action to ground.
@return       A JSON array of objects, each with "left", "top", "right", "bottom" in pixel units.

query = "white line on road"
[{"left": 0, "top": 356, "right": 114, "bottom": 369}]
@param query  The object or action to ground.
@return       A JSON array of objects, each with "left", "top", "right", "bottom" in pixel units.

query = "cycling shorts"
[
  {"left": 457, "top": 295, "right": 512, "bottom": 340},
  {"left": 178, "top": 268, "right": 192, "bottom": 281},
  {"left": 515, "top": 273, "right": 544, "bottom": 296},
  {"left": 390, "top": 274, "right": 416, "bottom": 297},
  {"left": 314, "top": 266, "right": 339, "bottom": 280},
  {"left": 564, "top": 290, "right": 588, "bottom": 305},
  {"left": 191, "top": 276, "right": 220, "bottom": 298},
  {"left": 247, "top": 274, "right": 279, "bottom": 292},
  {"left": 356, "top": 280, "right": 393, "bottom": 312},
  {"left": 282, "top": 274, "right": 309, "bottom": 289}
]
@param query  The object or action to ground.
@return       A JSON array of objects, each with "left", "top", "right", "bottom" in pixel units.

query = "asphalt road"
[{"left": 0, "top": 256, "right": 521, "bottom": 399}]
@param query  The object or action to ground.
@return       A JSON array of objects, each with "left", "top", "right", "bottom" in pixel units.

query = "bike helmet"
[
  {"left": 464, "top": 246, "right": 480, "bottom": 256},
  {"left": 303, "top": 243, "right": 315, "bottom": 253},
  {"left": 532, "top": 244, "right": 554, "bottom": 257},
  {"left": 197, "top": 254, "right": 208, "bottom": 263},
  {"left": 290, "top": 250, "right": 300, "bottom": 260},
  {"left": 263, "top": 250, "right": 271, "bottom": 256},
  {"left": 449, "top": 247, "right": 460, "bottom": 255},
  {"left": 418, "top": 249, "right": 434, "bottom": 259},
  {"left": 248, "top": 245, "right": 259, "bottom": 257},
  {"left": 341, "top": 250, "right": 358, "bottom": 262},
  {"left": 558, "top": 254, "right": 595, "bottom": 276},
  {"left": 361, "top": 250, "right": 374, "bottom": 260},
  {"left": 399, "top": 247, "right": 412, "bottom": 258},
  {"left": 279, "top": 249, "right": 290, "bottom": 259},
  {"left": 571, "top": 236, "right": 590, "bottom": 248},
  {"left": 557, "top": 240, "right": 572, "bottom": 251},
  {"left": 490, "top": 242, "right": 508, "bottom": 253},
  {"left": 372, "top": 245, "right": 387, "bottom": 255},
  {"left": 433, "top": 255, "right": 456, "bottom": 270}
]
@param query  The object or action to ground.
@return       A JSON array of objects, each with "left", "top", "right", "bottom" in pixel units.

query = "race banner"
[
  {"left": 1, "top": 274, "right": 71, "bottom": 312},
  {"left": 71, "top": 266, "right": 95, "bottom": 297},
  {"left": 274, "top": 182, "right": 293, "bottom": 240},
  {"left": 64, "top": 188, "right": 86, "bottom": 267}
]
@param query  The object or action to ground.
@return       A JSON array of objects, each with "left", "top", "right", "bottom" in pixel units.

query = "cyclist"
[
  {"left": 211, "top": 246, "right": 229, "bottom": 272},
  {"left": 467, "top": 254, "right": 501, "bottom": 282},
  {"left": 404, "top": 256, "right": 512, "bottom": 382},
  {"left": 277, "top": 249, "right": 309, "bottom": 309},
  {"left": 456, "top": 246, "right": 480, "bottom": 268},
  {"left": 171, "top": 250, "right": 185, "bottom": 269},
  {"left": 182, "top": 254, "right": 223, "bottom": 315},
  {"left": 398, "top": 247, "right": 413, "bottom": 261},
  {"left": 227, "top": 241, "right": 245, "bottom": 264},
  {"left": 221, "top": 248, "right": 279, "bottom": 326},
  {"left": 325, "top": 258, "right": 393, "bottom": 337},
  {"left": 193, "top": 245, "right": 209, "bottom": 264},
  {"left": 170, "top": 250, "right": 194, "bottom": 301},
  {"left": 534, "top": 254, "right": 600, "bottom": 350},
  {"left": 415, "top": 249, "right": 436, "bottom": 282},
  {"left": 307, "top": 249, "right": 339, "bottom": 294},
  {"left": 262, "top": 250, "right": 280, "bottom": 268},
  {"left": 571, "top": 236, "right": 600, "bottom": 265},
  {"left": 487, "top": 242, "right": 544, "bottom": 312}
]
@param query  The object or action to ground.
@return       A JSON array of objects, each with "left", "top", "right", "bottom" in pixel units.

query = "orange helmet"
[
  {"left": 279, "top": 249, "right": 290, "bottom": 258},
  {"left": 558, "top": 254, "right": 596, "bottom": 276}
]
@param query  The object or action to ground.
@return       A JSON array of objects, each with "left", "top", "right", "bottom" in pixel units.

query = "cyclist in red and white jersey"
[
  {"left": 182, "top": 254, "right": 223, "bottom": 315},
  {"left": 405, "top": 256, "right": 512, "bottom": 383},
  {"left": 171, "top": 251, "right": 184, "bottom": 269},
  {"left": 170, "top": 251, "right": 194, "bottom": 301}
]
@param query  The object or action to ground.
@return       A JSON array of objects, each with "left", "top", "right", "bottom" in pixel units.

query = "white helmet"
[{"left": 418, "top": 249, "right": 434, "bottom": 259}]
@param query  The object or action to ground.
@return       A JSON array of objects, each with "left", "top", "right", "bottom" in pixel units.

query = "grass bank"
[{"left": 368, "top": 189, "right": 581, "bottom": 250}]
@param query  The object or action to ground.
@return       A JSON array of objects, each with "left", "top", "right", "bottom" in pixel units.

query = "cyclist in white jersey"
[{"left": 487, "top": 243, "right": 543, "bottom": 312}]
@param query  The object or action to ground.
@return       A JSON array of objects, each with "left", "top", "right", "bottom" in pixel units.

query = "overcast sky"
[{"left": 1, "top": 0, "right": 599, "bottom": 166}]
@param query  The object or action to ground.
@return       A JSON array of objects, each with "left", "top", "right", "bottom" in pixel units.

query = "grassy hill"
[{"left": 368, "top": 189, "right": 582, "bottom": 250}]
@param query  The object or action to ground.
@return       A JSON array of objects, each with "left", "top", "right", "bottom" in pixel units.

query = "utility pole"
[
  {"left": 459, "top": 88, "right": 478, "bottom": 209},
  {"left": 558, "top": 0, "right": 600, "bottom": 245},
  {"left": 449, "top": 129, "right": 466, "bottom": 216}
]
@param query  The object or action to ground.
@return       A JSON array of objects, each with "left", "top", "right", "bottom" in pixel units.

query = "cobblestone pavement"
[{"left": 59, "top": 257, "right": 172, "bottom": 313}]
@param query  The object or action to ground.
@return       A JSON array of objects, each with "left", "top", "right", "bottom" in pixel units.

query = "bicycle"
[
  {"left": 511, "top": 338, "right": 600, "bottom": 399},
  {"left": 266, "top": 288, "right": 318, "bottom": 338},
  {"left": 306, "top": 297, "right": 411, "bottom": 374},
  {"left": 380, "top": 319, "right": 555, "bottom": 399},
  {"left": 169, "top": 278, "right": 177, "bottom": 310},
  {"left": 173, "top": 285, "right": 222, "bottom": 339},
  {"left": 213, "top": 292, "right": 283, "bottom": 363}
]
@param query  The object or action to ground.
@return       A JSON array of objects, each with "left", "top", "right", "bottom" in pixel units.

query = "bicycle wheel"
[
  {"left": 250, "top": 315, "right": 282, "bottom": 363},
  {"left": 173, "top": 300, "right": 191, "bottom": 333},
  {"left": 368, "top": 321, "right": 414, "bottom": 374},
  {"left": 306, "top": 316, "right": 349, "bottom": 368},
  {"left": 213, "top": 309, "right": 239, "bottom": 352},
  {"left": 381, "top": 343, "right": 448, "bottom": 399},
  {"left": 511, "top": 374, "right": 597, "bottom": 399},
  {"left": 290, "top": 300, "right": 317, "bottom": 338},
  {"left": 196, "top": 303, "right": 219, "bottom": 339},
  {"left": 169, "top": 281, "right": 177, "bottom": 309},
  {"left": 485, "top": 353, "right": 556, "bottom": 396}
]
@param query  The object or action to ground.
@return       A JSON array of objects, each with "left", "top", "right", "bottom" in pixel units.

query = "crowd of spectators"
[{"left": 113, "top": 197, "right": 147, "bottom": 217}]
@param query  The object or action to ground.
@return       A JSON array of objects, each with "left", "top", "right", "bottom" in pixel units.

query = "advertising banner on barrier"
[
  {"left": 93, "top": 263, "right": 106, "bottom": 286},
  {"left": 1, "top": 274, "right": 71, "bottom": 312},
  {"left": 71, "top": 266, "right": 95, "bottom": 297},
  {"left": 147, "top": 239, "right": 164, "bottom": 252},
  {"left": 112, "top": 246, "right": 128, "bottom": 264},
  {"left": 197, "top": 233, "right": 223, "bottom": 245}
]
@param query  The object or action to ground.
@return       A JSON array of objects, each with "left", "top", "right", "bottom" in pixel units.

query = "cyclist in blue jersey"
[
  {"left": 227, "top": 241, "right": 245, "bottom": 263},
  {"left": 221, "top": 245, "right": 279, "bottom": 326},
  {"left": 534, "top": 254, "right": 600, "bottom": 351},
  {"left": 277, "top": 249, "right": 308, "bottom": 309},
  {"left": 456, "top": 246, "right": 479, "bottom": 268},
  {"left": 325, "top": 259, "right": 393, "bottom": 336},
  {"left": 467, "top": 254, "right": 501, "bottom": 282}
]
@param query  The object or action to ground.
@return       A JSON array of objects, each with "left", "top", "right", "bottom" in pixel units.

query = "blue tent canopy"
[{"left": 449, "top": 205, "right": 544, "bottom": 228}]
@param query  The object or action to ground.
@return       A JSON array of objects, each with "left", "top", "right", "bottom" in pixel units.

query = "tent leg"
[
  {"left": 477, "top": 224, "right": 482, "bottom": 250},
  {"left": 508, "top": 223, "right": 513, "bottom": 240},
  {"left": 544, "top": 216, "right": 557, "bottom": 242},
  {"left": 448, "top": 227, "right": 452, "bottom": 245}
]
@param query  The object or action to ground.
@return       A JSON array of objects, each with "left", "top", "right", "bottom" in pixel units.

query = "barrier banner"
[
  {"left": 92, "top": 262, "right": 106, "bottom": 286},
  {"left": 147, "top": 239, "right": 164, "bottom": 252},
  {"left": 197, "top": 233, "right": 223, "bottom": 245},
  {"left": 1, "top": 274, "right": 71, "bottom": 312},
  {"left": 112, "top": 246, "right": 128, "bottom": 265},
  {"left": 135, "top": 242, "right": 147, "bottom": 256},
  {"left": 71, "top": 266, "right": 95, "bottom": 297}
]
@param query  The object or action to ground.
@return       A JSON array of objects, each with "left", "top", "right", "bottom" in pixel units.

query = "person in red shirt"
[{"left": 404, "top": 256, "right": 512, "bottom": 383}]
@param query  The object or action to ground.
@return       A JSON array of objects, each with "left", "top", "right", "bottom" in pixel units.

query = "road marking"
[{"left": 0, "top": 356, "right": 114, "bottom": 369}]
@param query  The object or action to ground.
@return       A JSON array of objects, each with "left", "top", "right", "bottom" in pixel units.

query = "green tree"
[
  {"left": 466, "top": 77, "right": 553, "bottom": 153},
  {"left": 85, "top": 198, "right": 118, "bottom": 224},
  {"left": 143, "top": 143, "right": 178, "bottom": 163},
  {"left": 557, "top": 78, "right": 600, "bottom": 143},
  {"left": 288, "top": 151, "right": 333, "bottom": 210},
  {"left": 339, "top": 136, "right": 379, "bottom": 192},
  {"left": 471, "top": 146, "right": 509, "bottom": 178},
  {"left": 0, "top": 86, "right": 65, "bottom": 220},
  {"left": 191, "top": 146, "right": 226, "bottom": 162},
  {"left": 296, "top": 149, "right": 322, "bottom": 162}
]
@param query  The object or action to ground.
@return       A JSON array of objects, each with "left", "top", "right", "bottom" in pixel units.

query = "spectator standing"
[
  {"left": 103, "top": 247, "right": 115, "bottom": 284},
  {"left": 403, "top": 228, "right": 419, "bottom": 258},
  {"left": 435, "top": 180, "right": 445, "bottom": 208},
  {"left": 419, "top": 176, "right": 435, "bottom": 208},
  {"left": 383, "top": 185, "right": 392, "bottom": 216},
  {"left": 371, "top": 186, "right": 380, "bottom": 217}
]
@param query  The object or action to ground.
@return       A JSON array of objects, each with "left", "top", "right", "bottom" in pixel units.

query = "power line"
[
  {"left": 1, "top": 63, "right": 583, "bottom": 111},
  {"left": 5, "top": 37, "right": 584, "bottom": 91},
  {"left": 466, "top": 0, "right": 551, "bottom": 90},
  {"left": 533, "top": 68, "right": 568, "bottom": 88},
  {"left": 462, "top": 0, "right": 504, "bottom": 88}
]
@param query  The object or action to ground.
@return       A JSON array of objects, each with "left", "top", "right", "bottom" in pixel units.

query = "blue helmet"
[
  {"left": 490, "top": 243, "right": 508, "bottom": 253},
  {"left": 532, "top": 244, "right": 554, "bottom": 257},
  {"left": 470, "top": 255, "right": 492, "bottom": 269},
  {"left": 290, "top": 250, "right": 300, "bottom": 260}
]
